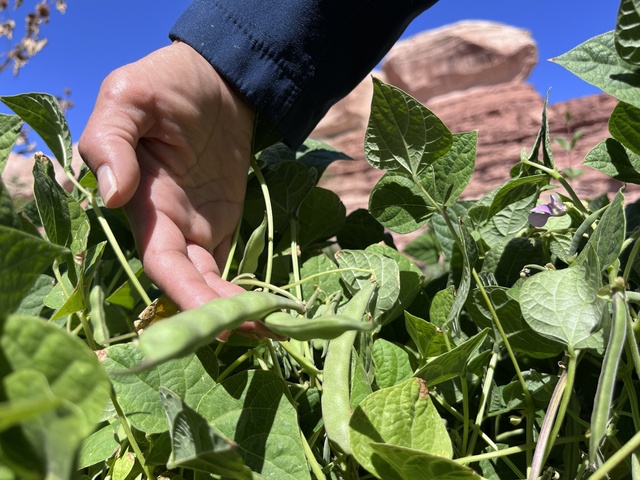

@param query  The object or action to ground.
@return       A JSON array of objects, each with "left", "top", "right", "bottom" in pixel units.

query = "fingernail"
[{"left": 97, "top": 165, "right": 117, "bottom": 205}]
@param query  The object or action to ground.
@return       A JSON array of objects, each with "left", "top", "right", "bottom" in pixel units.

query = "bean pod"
[
  {"left": 321, "top": 280, "right": 378, "bottom": 454},
  {"left": 261, "top": 311, "right": 374, "bottom": 341},
  {"left": 589, "top": 290, "right": 628, "bottom": 462},
  {"left": 138, "top": 291, "right": 304, "bottom": 365}
]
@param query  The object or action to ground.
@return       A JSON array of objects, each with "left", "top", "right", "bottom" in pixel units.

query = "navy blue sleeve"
[{"left": 169, "top": 0, "right": 439, "bottom": 148}]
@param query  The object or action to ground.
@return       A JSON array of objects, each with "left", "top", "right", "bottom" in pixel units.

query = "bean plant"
[{"left": 3, "top": 2, "right": 640, "bottom": 479}]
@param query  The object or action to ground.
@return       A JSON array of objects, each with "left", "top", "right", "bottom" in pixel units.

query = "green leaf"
[
  {"left": 335, "top": 249, "right": 401, "bottom": 323},
  {"left": 296, "top": 138, "right": 352, "bottom": 176},
  {"left": 0, "top": 392, "right": 61, "bottom": 434},
  {"left": 609, "top": 102, "right": 640, "bottom": 156},
  {"left": 372, "top": 339, "right": 414, "bottom": 389},
  {"left": 553, "top": 32, "right": 640, "bottom": 109},
  {"left": 68, "top": 194, "right": 90, "bottom": 258},
  {"left": 429, "top": 286, "right": 455, "bottom": 330},
  {"left": 103, "top": 343, "right": 218, "bottom": 434},
  {"left": 0, "top": 178, "right": 19, "bottom": 229},
  {"left": 405, "top": 312, "right": 449, "bottom": 360},
  {"left": 365, "top": 244, "right": 424, "bottom": 325},
  {"left": 616, "top": 0, "right": 640, "bottom": 64},
  {"left": 403, "top": 229, "right": 441, "bottom": 264},
  {"left": 244, "top": 161, "right": 316, "bottom": 231},
  {"left": 0, "top": 114, "right": 23, "bottom": 175},
  {"left": 112, "top": 453, "right": 136, "bottom": 480},
  {"left": 366, "top": 78, "right": 453, "bottom": 175},
  {"left": 370, "top": 444, "right": 481, "bottom": 479},
  {"left": 1, "top": 94, "right": 73, "bottom": 168},
  {"left": 106, "top": 260, "right": 152, "bottom": 310},
  {"left": 350, "top": 354, "right": 373, "bottom": 410},
  {"left": 488, "top": 237, "right": 545, "bottom": 288},
  {"left": 336, "top": 208, "right": 389, "bottom": 250},
  {"left": 484, "top": 175, "right": 547, "bottom": 222},
  {"left": 106, "top": 346, "right": 309, "bottom": 478},
  {"left": 159, "top": 388, "right": 252, "bottom": 479},
  {"left": 369, "top": 171, "right": 435, "bottom": 234},
  {"left": 587, "top": 189, "right": 625, "bottom": 270},
  {"left": 77, "top": 423, "right": 120, "bottom": 469},
  {"left": 299, "top": 253, "right": 342, "bottom": 302},
  {"left": 0, "top": 315, "right": 111, "bottom": 479},
  {"left": 431, "top": 202, "right": 472, "bottom": 260},
  {"left": 296, "top": 187, "right": 345, "bottom": 249},
  {"left": 466, "top": 287, "right": 563, "bottom": 359},
  {"left": 32, "top": 154, "right": 71, "bottom": 247},
  {"left": 350, "top": 378, "right": 452, "bottom": 480},
  {"left": 584, "top": 138, "right": 640, "bottom": 184},
  {"left": 197, "top": 370, "right": 310, "bottom": 480},
  {"left": 520, "top": 246, "right": 607, "bottom": 351},
  {"left": 414, "top": 329, "right": 489, "bottom": 387},
  {"left": 0, "top": 226, "right": 68, "bottom": 314},
  {"left": 418, "top": 131, "right": 477, "bottom": 206},
  {"left": 489, "top": 370, "right": 558, "bottom": 417},
  {"left": 14, "top": 275, "right": 53, "bottom": 317}
]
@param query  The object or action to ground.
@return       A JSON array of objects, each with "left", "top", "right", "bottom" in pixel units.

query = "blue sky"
[{"left": 0, "top": 1, "right": 620, "bottom": 146}]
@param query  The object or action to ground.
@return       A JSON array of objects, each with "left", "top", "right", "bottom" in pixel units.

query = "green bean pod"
[
  {"left": 321, "top": 280, "right": 378, "bottom": 455},
  {"left": 589, "top": 290, "right": 628, "bottom": 463},
  {"left": 139, "top": 292, "right": 304, "bottom": 365},
  {"left": 238, "top": 214, "right": 267, "bottom": 275},
  {"left": 261, "top": 311, "right": 374, "bottom": 341}
]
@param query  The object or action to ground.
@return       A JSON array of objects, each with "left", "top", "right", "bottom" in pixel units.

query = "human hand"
[{"left": 79, "top": 41, "right": 276, "bottom": 339}]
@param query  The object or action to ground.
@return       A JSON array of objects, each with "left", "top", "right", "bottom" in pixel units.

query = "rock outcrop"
[
  {"left": 312, "top": 21, "right": 627, "bottom": 215},
  {"left": 382, "top": 21, "right": 538, "bottom": 102}
]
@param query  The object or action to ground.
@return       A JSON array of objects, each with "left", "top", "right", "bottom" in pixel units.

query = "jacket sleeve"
[{"left": 170, "top": 0, "right": 439, "bottom": 148}]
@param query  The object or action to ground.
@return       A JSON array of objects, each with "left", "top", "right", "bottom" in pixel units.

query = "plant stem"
[
  {"left": 78, "top": 311, "right": 97, "bottom": 350},
  {"left": 624, "top": 235, "right": 640, "bottom": 285},
  {"left": 110, "top": 389, "right": 154, "bottom": 479},
  {"left": 457, "top": 435, "right": 586, "bottom": 465},
  {"left": 470, "top": 273, "right": 535, "bottom": 471},
  {"left": 217, "top": 348, "right": 259, "bottom": 383},
  {"left": 231, "top": 278, "right": 302, "bottom": 303},
  {"left": 466, "top": 346, "right": 499, "bottom": 456},
  {"left": 90, "top": 196, "right": 151, "bottom": 306},
  {"left": 280, "top": 267, "right": 374, "bottom": 291},
  {"left": 300, "top": 429, "right": 326, "bottom": 479},
  {"left": 471, "top": 270, "right": 533, "bottom": 407},
  {"left": 280, "top": 341, "right": 322, "bottom": 376},
  {"left": 289, "top": 217, "right": 304, "bottom": 302},
  {"left": 250, "top": 157, "right": 275, "bottom": 287},
  {"left": 460, "top": 377, "right": 470, "bottom": 455},
  {"left": 520, "top": 159, "right": 587, "bottom": 214},
  {"left": 221, "top": 215, "right": 242, "bottom": 281},
  {"left": 588, "top": 429, "right": 640, "bottom": 480}
]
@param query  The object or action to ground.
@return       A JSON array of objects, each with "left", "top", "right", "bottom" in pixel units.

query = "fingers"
[{"left": 79, "top": 68, "right": 153, "bottom": 208}]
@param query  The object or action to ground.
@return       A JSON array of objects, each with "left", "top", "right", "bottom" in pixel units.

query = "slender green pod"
[
  {"left": 589, "top": 290, "right": 628, "bottom": 463},
  {"left": 238, "top": 213, "right": 268, "bottom": 275},
  {"left": 321, "top": 280, "right": 378, "bottom": 455},
  {"left": 261, "top": 311, "right": 374, "bottom": 341},
  {"left": 138, "top": 291, "right": 304, "bottom": 365}
]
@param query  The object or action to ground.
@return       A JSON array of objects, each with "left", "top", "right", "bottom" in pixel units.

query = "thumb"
[{"left": 79, "top": 72, "right": 153, "bottom": 208}]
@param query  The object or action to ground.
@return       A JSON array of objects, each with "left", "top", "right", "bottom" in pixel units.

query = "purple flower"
[{"left": 528, "top": 194, "right": 567, "bottom": 227}]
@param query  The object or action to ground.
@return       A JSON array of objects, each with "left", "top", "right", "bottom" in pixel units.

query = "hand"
[{"left": 79, "top": 42, "right": 276, "bottom": 339}]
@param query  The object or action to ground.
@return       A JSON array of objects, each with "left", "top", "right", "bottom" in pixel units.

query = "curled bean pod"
[
  {"left": 321, "top": 280, "right": 378, "bottom": 455},
  {"left": 139, "top": 292, "right": 304, "bottom": 365},
  {"left": 261, "top": 311, "right": 374, "bottom": 341}
]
